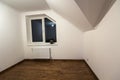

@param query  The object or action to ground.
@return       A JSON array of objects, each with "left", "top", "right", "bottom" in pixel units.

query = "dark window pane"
[
  {"left": 45, "top": 18, "right": 57, "bottom": 43},
  {"left": 31, "top": 19, "right": 43, "bottom": 42}
]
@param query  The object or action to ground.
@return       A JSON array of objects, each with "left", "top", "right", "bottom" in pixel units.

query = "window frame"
[{"left": 26, "top": 15, "right": 57, "bottom": 46}]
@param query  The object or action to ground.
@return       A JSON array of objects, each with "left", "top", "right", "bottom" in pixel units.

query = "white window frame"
[{"left": 26, "top": 15, "right": 57, "bottom": 46}]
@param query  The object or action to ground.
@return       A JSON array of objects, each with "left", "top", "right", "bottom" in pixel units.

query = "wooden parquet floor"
[{"left": 0, "top": 60, "right": 98, "bottom": 80}]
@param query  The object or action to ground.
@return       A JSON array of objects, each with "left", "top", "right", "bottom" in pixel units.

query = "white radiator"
[{"left": 32, "top": 48, "right": 51, "bottom": 59}]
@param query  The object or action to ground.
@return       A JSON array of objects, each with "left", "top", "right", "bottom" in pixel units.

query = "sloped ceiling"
[
  {"left": 0, "top": 0, "right": 116, "bottom": 31},
  {"left": 46, "top": 0, "right": 92, "bottom": 31},
  {"left": 75, "top": 0, "right": 116, "bottom": 27}
]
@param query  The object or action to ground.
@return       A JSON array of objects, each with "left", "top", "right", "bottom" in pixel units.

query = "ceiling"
[
  {"left": 0, "top": 0, "right": 50, "bottom": 11},
  {"left": 0, "top": 0, "right": 116, "bottom": 31},
  {"left": 75, "top": 0, "right": 116, "bottom": 27},
  {"left": 46, "top": 0, "right": 92, "bottom": 31}
]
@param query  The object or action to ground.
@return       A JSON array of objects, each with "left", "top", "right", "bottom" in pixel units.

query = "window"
[
  {"left": 45, "top": 18, "right": 57, "bottom": 43},
  {"left": 26, "top": 15, "right": 57, "bottom": 45}
]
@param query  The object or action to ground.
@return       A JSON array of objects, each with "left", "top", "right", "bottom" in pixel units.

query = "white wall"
[
  {"left": 0, "top": 2, "right": 24, "bottom": 72},
  {"left": 22, "top": 10, "right": 83, "bottom": 59},
  {"left": 84, "top": 0, "right": 120, "bottom": 80}
]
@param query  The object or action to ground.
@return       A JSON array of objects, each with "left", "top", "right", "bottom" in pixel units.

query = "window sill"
[{"left": 27, "top": 43, "right": 58, "bottom": 46}]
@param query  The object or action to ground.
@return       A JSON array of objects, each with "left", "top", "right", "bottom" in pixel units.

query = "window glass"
[
  {"left": 31, "top": 19, "right": 43, "bottom": 42},
  {"left": 45, "top": 18, "right": 57, "bottom": 43}
]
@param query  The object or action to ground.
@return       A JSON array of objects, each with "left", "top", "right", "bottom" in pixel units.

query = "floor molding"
[
  {"left": 24, "top": 59, "right": 85, "bottom": 61},
  {"left": 84, "top": 61, "right": 99, "bottom": 80},
  {"left": 0, "top": 60, "right": 24, "bottom": 74}
]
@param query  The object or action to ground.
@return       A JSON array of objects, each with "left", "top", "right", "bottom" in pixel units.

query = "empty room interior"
[{"left": 0, "top": 0, "right": 120, "bottom": 80}]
